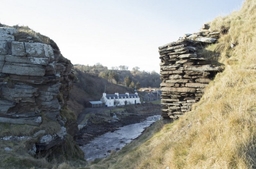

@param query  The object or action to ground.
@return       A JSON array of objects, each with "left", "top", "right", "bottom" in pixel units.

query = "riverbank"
[
  {"left": 86, "top": 118, "right": 171, "bottom": 168},
  {"left": 75, "top": 103, "right": 161, "bottom": 145},
  {"left": 80, "top": 115, "right": 162, "bottom": 161}
]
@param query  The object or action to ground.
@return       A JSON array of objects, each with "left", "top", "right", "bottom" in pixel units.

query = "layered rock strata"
[
  {"left": 0, "top": 26, "right": 73, "bottom": 125},
  {"left": 159, "top": 24, "right": 224, "bottom": 119},
  {"left": 0, "top": 25, "right": 80, "bottom": 158}
]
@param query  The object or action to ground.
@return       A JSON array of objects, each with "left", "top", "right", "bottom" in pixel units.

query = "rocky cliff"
[
  {"left": 159, "top": 24, "right": 224, "bottom": 119},
  {"left": 0, "top": 24, "right": 83, "bottom": 168}
]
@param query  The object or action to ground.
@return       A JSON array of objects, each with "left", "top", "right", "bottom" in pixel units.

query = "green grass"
[
  {"left": 150, "top": 100, "right": 161, "bottom": 105},
  {"left": 0, "top": 123, "right": 37, "bottom": 137}
]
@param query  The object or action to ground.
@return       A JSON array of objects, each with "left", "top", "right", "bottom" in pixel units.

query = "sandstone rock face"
[
  {"left": 0, "top": 25, "right": 78, "bottom": 158},
  {"left": 0, "top": 26, "right": 73, "bottom": 124},
  {"left": 159, "top": 24, "right": 224, "bottom": 119}
]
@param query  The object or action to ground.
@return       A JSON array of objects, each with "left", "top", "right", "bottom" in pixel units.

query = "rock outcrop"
[
  {"left": 0, "top": 26, "right": 73, "bottom": 124},
  {"left": 0, "top": 24, "right": 82, "bottom": 161},
  {"left": 159, "top": 24, "right": 224, "bottom": 119}
]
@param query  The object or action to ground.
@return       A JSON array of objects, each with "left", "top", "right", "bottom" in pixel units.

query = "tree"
[
  {"left": 124, "top": 76, "right": 132, "bottom": 87},
  {"left": 150, "top": 71, "right": 161, "bottom": 87},
  {"left": 109, "top": 71, "right": 119, "bottom": 84},
  {"left": 119, "top": 65, "right": 128, "bottom": 70},
  {"left": 98, "top": 71, "right": 108, "bottom": 79},
  {"left": 129, "top": 81, "right": 135, "bottom": 88},
  {"left": 136, "top": 82, "right": 141, "bottom": 89},
  {"left": 132, "top": 66, "right": 140, "bottom": 74},
  {"left": 99, "top": 70, "right": 119, "bottom": 84},
  {"left": 111, "top": 66, "right": 119, "bottom": 71}
]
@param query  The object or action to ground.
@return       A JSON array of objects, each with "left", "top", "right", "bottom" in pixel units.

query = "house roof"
[
  {"left": 105, "top": 93, "right": 139, "bottom": 99},
  {"left": 118, "top": 94, "right": 129, "bottom": 98},
  {"left": 129, "top": 94, "right": 139, "bottom": 98},
  {"left": 106, "top": 94, "right": 118, "bottom": 99},
  {"left": 89, "top": 101, "right": 103, "bottom": 104}
]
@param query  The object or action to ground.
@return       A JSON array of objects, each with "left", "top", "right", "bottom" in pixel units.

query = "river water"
[{"left": 80, "top": 115, "right": 161, "bottom": 161}]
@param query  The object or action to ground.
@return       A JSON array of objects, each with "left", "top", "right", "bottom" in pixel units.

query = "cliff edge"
[{"left": 0, "top": 25, "right": 83, "bottom": 168}]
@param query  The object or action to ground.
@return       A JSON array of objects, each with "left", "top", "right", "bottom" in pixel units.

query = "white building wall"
[
  {"left": 106, "top": 100, "right": 114, "bottom": 107},
  {"left": 101, "top": 92, "right": 141, "bottom": 107}
]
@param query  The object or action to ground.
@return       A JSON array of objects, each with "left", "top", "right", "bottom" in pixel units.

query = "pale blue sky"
[{"left": 1, "top": 0, "right": 243, "bottom": 72}]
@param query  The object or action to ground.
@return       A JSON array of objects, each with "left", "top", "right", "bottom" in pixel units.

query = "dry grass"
[
  {"left": 2, "top": 1, "right": 255, "bottom": 168},
  {"left": 0, "top": 123, "right": 38, "bottom": 137},
  {"left": 85, "top": 0, "right": 256, "bottom": 168},
  {"left": 13, "top": 25, "right": 60, "bottom": 53},
  {"left": 87, "top": 119, "right": 169, "bottom": 169}
]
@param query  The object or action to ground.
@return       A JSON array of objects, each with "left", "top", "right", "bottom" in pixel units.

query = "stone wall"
[
  {"left": 0, "top": 25, "right": 82, "bottom": 158},
  {"left": 159, "top": 24, "right": 224, "bottom": 119}
]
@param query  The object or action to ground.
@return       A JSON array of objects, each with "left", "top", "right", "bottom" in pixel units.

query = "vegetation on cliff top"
[
  {"left": 0, "top": 24, "right": 84, "bottom": 169},
  {"left": 74, "top": 64, "right": 160, "bottom": 89},
  {"left": 3, "top": 0, "right": 256, "bottom": 168},
  {"left": 87, "top": 0, "right": 256, "bottom": 168}
]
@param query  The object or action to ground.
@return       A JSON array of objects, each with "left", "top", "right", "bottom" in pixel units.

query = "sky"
[{"left": 0, "top": 0, "right": 244, "bottom": 73}]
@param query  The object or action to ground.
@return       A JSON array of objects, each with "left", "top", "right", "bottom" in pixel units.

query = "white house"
[{"left": 101, "top": 92, "right": 141, "bottom": 107}]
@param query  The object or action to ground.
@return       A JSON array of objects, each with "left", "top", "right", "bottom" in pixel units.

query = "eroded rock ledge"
[
  {"left": 0, "top": 25, "right": 82, "bottom": 160},
  {"left": 159, "top": 24, "right": 224, "bottom": 119},
  {"left": 0, "top": 26, "right": 73, "bottom": 125}
]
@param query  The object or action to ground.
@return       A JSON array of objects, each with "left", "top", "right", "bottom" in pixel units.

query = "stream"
[{"left": 79, "top": 115, "right": 161, "bottom": 161}]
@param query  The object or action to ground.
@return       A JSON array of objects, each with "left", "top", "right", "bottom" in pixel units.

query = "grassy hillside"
[
  {"left": 86, "top": 0, "right": 256, "bottom": 168},
  {"left": 68, "top": 65, "right": 161, "bottom": 116},
  {"left": 73, "top": 64, "right": 161, "bottom": 88},
  {"left": 68, "top": 68, "right": 134, "bottom": 115}
]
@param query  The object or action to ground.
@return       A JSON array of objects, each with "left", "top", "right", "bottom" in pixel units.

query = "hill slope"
[
  {"left": 88, "top": 0, "right": 256, "bottom": 168},
  {"left": 68, "top": 65, "right": 161, "bottom": 115},
  {"left": 68, "top": 68, "right": 134, "bottom": 115}
]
